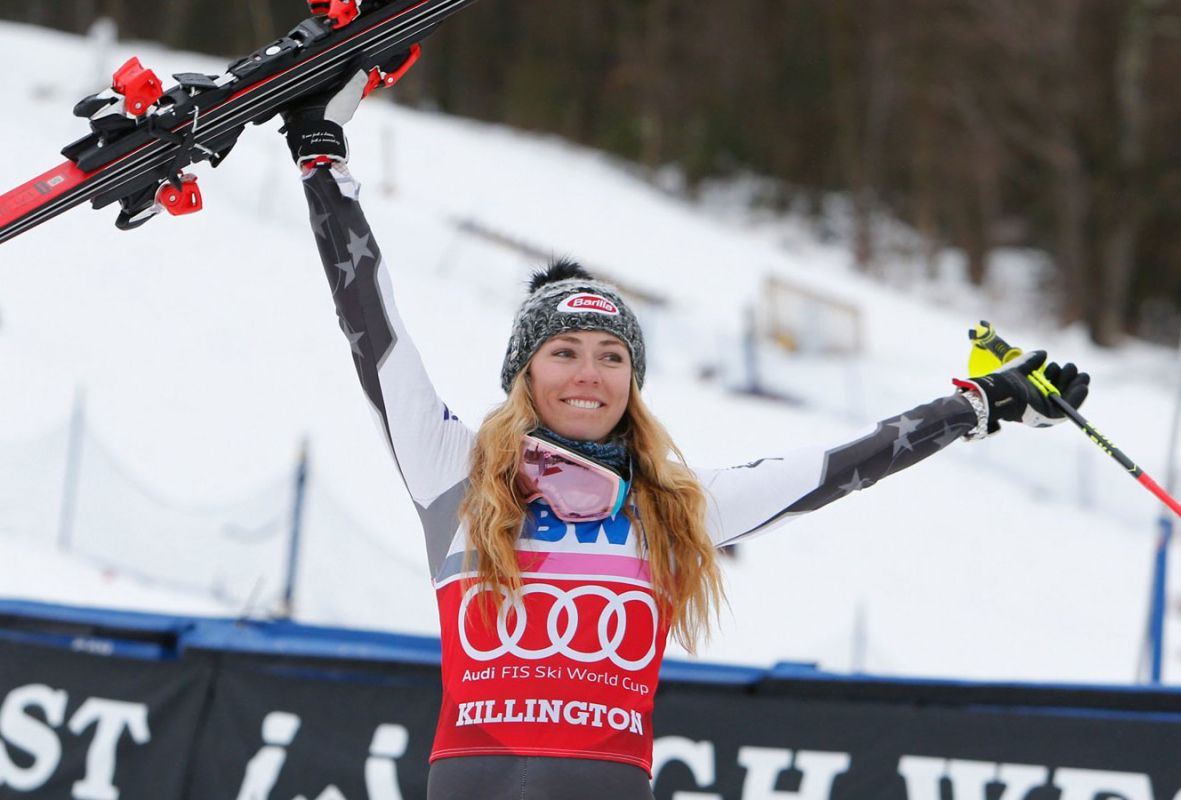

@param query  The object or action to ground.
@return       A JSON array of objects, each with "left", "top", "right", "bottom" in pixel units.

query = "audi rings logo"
[{"left": 458, "top": 583, "right": 659, "bottom": 671}]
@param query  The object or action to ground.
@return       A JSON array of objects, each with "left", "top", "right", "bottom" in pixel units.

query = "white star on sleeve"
[
  {"left": 934, "top": 422, "right": 963, "bottom": 449},
  {"left": 838, "top": 469, "right": 873, "bottom": 496},
  {"left": 334, "top": 259, "right": 356, "bottom": 289},
  {"left": 889, "top": 414, "right": 923, "bottom": 455},
  {"left": 309, "top": 210, "right": 330, "bottom": 239},
  {"left": 339, "top": 317, "right": 365, "bottom": 356},
  {"left": 346, "top": 229, "right": 374, "bottom": 268}
]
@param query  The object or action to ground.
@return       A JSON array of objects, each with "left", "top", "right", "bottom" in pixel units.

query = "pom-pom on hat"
[{"left": 500, "top": 259, "right": 646, "bottom": 393}]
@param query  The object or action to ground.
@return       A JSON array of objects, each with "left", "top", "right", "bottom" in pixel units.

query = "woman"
[{"left": 282, "top": 72, "right": 1089, "bottom": 800}]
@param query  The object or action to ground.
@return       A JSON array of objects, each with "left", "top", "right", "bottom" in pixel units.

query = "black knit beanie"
[{"left": 500, "top": 259, "right": 646, "bottom": 393}]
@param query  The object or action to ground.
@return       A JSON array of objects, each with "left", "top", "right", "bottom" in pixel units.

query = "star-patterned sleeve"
[
  {"left": 300, "top": 166, "right": 475, "bottom": 537},
  {"left": 696, "top": 393, "right": 978, "bottom": 547}
]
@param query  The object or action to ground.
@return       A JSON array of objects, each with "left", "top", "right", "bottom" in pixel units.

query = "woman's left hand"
[{"left": 955, "top": 350, "right": 1090, "bottom": 432}]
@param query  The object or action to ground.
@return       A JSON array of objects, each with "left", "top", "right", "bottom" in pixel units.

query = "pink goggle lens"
[{"left": 518, "top": 436, "right": 626, "bottom": 522}]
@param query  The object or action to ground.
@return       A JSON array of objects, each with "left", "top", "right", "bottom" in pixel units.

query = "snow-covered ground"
[{"left": 2, "top": 21, "right": 1179, "bottom": 685}]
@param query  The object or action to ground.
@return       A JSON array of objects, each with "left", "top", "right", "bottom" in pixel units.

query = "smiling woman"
[{"left": 284, "top": 67, "right": 1092, "bottom": 800}]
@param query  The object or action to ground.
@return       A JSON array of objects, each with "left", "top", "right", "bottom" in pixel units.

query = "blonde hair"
[{"left": 458, "top": 372, "right": 725, "bottom": 652}]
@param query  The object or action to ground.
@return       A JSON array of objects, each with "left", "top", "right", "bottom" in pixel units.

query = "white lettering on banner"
[
  {"left": 234, "top": 713, "right": 410, "bottom": 800},
  {"left": 736, "top": 747, "right": 851, "bottom": 800},
  {"left": 312, "top": 788, "right": 347, "bottom": 800},
  {"left": 0, "top": 684, "right": 67, "bottom": 792},
  {"left": 454, "top": 698, "right": 643, "bottom": 735},
  {"left": 1055, "top": 767, "right": 1154, "bottom": 800},
  {"left": 898, "top": 756, "right": 1050, "bottom": 800},
  {"left": 458, "top": 583, "right": 659, "bottom": 671},
  {"left": 68, "top": 698, "right": 150, "bottom": 800},
  {"left": 896, "top": 756, "right": 1174, "bottom": 800},
  {"left": 655, "top": 744, "right": 1180, "bottom": 800},
  {"left": 364, "top": 725, "right": 409, "bottom": 800},
  {"left": 651, "top": 736, "right": 722, "bottom": 800},
  {"left": 0, "top": 684, "right": 151, "bottom": 799},
  {"left": 236, "top": 712, "right": 301, "bottom": 800}
]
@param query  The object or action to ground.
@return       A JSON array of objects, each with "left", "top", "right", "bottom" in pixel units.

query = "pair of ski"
[{"left": 0, "top": 0, "right": 477, "bottom": 245}]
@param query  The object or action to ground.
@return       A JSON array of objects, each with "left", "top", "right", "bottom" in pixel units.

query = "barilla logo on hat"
[{"left": 557, "top": 293, "right": 619, "bottom": 315}]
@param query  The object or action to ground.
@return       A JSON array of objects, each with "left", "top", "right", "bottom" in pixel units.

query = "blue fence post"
[
  {"left": 1151, "top": 516, "right": 1173, "bottom": 683},
  {"left": 1149, "top": 337, "right": 1181, "bottom": 683}
]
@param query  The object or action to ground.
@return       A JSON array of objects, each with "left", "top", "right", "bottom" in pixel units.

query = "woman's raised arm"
[
  {"left": 300, "top": 166, "right": 474, "bottom": 503},
  {"left": 285, "top": 68, "right": 474, "bottom": 567}
]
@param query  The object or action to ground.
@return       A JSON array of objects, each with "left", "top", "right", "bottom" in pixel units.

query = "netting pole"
[
  {"left": 57, "top": 388, "right": 85, "bottom": 553},
  {"left": 743, "top": 304, "right": 760, "bottom": 393},
  {"left": 281, "top": 438, "right": 310, "bottom": 619}
]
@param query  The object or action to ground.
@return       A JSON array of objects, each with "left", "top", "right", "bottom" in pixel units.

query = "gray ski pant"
[{"left": 427, "top": 755, "right": 655, "bottom": 800}]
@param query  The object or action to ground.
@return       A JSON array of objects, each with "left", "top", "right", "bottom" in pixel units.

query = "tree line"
[{"left": 4, "top": 0, "right": 1181, "bottom": 346}]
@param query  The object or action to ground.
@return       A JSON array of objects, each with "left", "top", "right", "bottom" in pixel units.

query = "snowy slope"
[{"left": 1, "top": 22, "right": 1179, "bottom": 684}]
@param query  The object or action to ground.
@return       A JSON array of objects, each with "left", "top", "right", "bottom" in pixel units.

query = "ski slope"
[{"left": 0, "top": 21, "right": 1178, "bottom": 685}]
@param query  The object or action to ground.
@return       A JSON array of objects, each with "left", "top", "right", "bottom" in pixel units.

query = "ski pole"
[{"left": 968, "top": 321, "right": 1181, "bottom": 519}]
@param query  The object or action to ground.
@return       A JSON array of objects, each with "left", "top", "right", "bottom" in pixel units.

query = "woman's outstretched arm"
[{"left": 696, "top": 393, "right": 978, "bottom": 547}]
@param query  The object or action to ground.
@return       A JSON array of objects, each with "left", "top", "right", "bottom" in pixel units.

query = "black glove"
[
  {"left": 280, "top": 48, "right": 419, "bottom": 169},
  {"left": 955, "top": 350, "right": 1090, "bottom": 433},
  {"left": 281, "top": 70, "right": 369, "bottom": 168}
]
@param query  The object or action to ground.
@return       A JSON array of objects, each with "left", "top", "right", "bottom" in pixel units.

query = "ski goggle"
[{"left": 516, "top": 434, "right": 630, "bottom": 523}]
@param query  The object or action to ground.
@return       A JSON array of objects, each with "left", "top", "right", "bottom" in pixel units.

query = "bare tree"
[
  {"left": 1095, "top": 0, "right": 1163, "bottom": 344},
  {"left": 160, "top": 0, "right": 193, "bottom": 49},
  {"left": 827, "top": 0, "right": 897, "bottom": 272}
]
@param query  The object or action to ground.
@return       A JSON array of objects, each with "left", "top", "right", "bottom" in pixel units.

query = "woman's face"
[{"left": 527, "top": 330, "right": 632, "bottom": 442}]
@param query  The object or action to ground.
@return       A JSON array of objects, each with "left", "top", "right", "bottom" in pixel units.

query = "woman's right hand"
[
  {"left": 281, "top": 47, "right": 419, "bottom": 169},
  {"left": 281, "top": 69, "right": 368, "bottom": 169}
]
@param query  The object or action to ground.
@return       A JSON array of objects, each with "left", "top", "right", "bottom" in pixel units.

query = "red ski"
[{"left": 0, "top": 0, "right": 474, "bottom": 246}]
